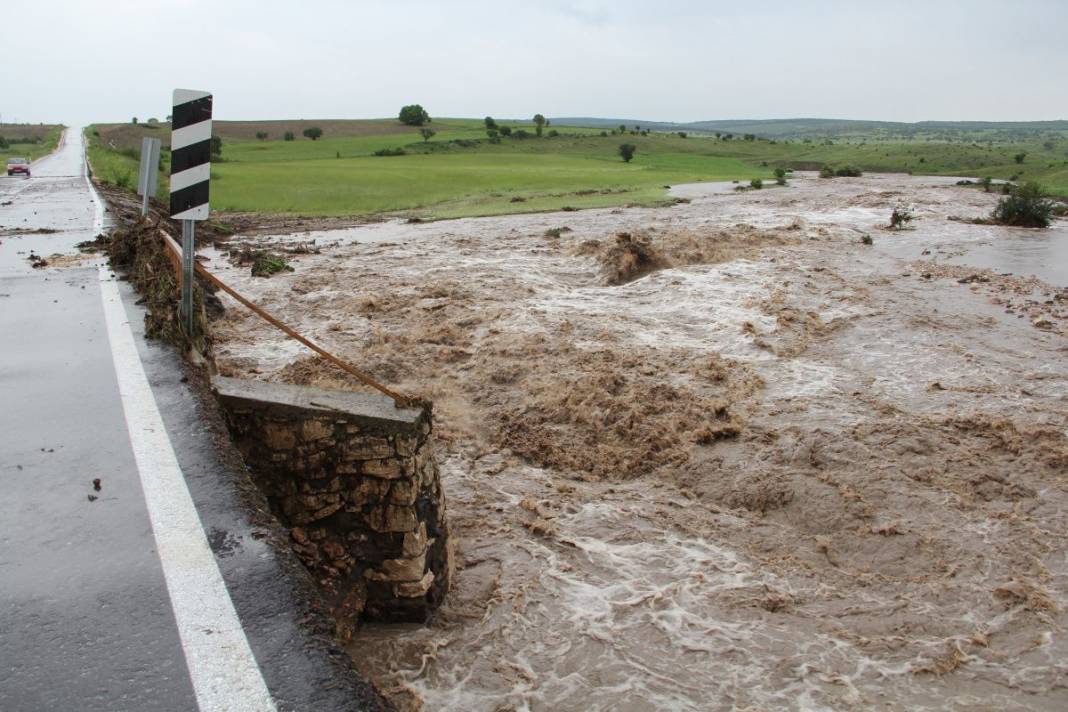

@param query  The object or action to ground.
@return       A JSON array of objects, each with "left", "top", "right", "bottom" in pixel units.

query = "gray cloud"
[{"left": 4, "top": 0, "right": 1066, "bottom": 126}]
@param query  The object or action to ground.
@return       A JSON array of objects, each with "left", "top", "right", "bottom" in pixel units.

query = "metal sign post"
[
  {"left": 169, "top": 88, "right": 213, "bottom": 336},
  {"left": 137, "top": 137, "right": 161, "bottom": 217},
  {"left": 181, "top": 220, "right": 195, "bottom": 328}
]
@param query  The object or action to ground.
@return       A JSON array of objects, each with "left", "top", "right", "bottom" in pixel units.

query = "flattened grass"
[{"left": 210, "top": 152, "right": 763, "bottom": 218}]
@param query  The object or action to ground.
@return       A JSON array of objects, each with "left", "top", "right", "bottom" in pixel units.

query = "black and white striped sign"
[{"left": 170, "top": 89, "right": 212, "bottom": 221}]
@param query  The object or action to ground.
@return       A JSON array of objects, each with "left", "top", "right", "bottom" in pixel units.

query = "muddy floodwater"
[{"left": 205, "top": 173, "right": 1068, "bottom": 711}]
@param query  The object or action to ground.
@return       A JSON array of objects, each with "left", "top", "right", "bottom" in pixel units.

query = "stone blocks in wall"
[{"left": 211, "top": 376, "right": 451, "bottom": 634}]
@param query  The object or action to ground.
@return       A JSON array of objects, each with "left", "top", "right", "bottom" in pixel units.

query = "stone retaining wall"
[{"left": 211, "top": 376, "right": 451, "bottom": 636}]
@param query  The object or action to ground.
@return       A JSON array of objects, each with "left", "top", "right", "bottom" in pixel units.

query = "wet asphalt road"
[{"left": 0, "top": 132, "right": 384, "bottom": 710}]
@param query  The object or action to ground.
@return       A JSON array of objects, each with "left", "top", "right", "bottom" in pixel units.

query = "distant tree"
[
  {"left": 774, "top": 167, "right": 787, "bottom": 185},
  {"left": 486, "top": 128, "right": 500, "bottom": 143},
  {"left": 0, "top": 136, "right": 8, "bottom": 149},
  {"left": 1042, "top": 140, "right": 1055, "bottom": 151},
  {"left": 980, "top": 176, "right": 993, "bottom": 192},
  {"left": 484, "top": 116, "right": 497, "bottom": 130},
  {"left": 750, "top": 178, "right": 763, "bottom": 189},
  {"left": 619, "top": 143, "right": 637, "bottom": 163},
  {"left": 147, "top": 118, "right": 159, "bottom": 124},
  {"left": 714, "top": 132, "right": 721, "bottom": 139},
  {"left": 419, "top": 128, "right": 436, "bottom": 143},
  {"left": 303, "top": 127, "right": 323, "bottom": 140},
  {"left": 600, "top": 131, "right": 608, "bottom": 137},
  {"left": 255, "top": 131, "right": 269, "bottom": 141},
  {"left": 1014, "top": 152, "right": 1027, "bottom": 164},
  {"left": 499, "top": 126, "right": 513, "bottom": 137},
  {"left": 724, "top": 133, "right": 733, "bottom": 140},
  {"left": 618, "top": 124, "right": 626, "bottom": 134},
  {"left": 819, "top": 165, "right": 835, "bottom": 178},
  {"left": 533, "top": 114, "right": 546, "bottom": 137},
  {"left": 744, "top": 133, "right": 756, "bottom": 141},
  {"left": 513, "top": 129, "right": 530, "bottom": 139},
  {"left": 677, "top": 131, "right": 687, "bottom": 138},
  {"left": 165, "top": 114, "right": 172, "bottom": 122},
  {"left": 634, "top": 125, "right": 640, "bottom": 131},
  {"left": 547, "top": 129, "right": 559, "bottom": 138},
  {"left": 132, "top": 117, "right": 138, "bottom": 125},
  {"left": 210, "top": 135, "right": 222, "bottom": 158},
  {"left": 399, "top": 104, "right": 430, "bottom": 126},
  {"left": 283, "top": 131, "right": 295, "bottom": 141}
]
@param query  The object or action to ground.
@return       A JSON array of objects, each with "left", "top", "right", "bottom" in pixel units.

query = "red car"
[{"left": 7, "top": 157, "right": 30, "bottom": 177}]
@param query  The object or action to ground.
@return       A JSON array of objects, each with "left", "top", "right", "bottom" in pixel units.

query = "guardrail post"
[{"left": 181, "top": 219, "right": 195, "bottom": 335}]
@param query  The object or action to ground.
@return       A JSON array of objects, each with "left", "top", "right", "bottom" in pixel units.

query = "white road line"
[{"left": 98, "top": 266, "right": 277, "bottom": 712}]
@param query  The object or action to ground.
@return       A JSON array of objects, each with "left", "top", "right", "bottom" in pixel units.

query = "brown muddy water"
[{"left": 205, "top": 174, "right": 1068, "bottom": 711}]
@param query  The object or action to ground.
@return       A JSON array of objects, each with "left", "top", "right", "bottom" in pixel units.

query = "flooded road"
[
  {"left": 0, "top": 128, "right": 106, "bottom": 274},
  {"left": 206, "top": 173, "right": 1068, "bottom": 710}
]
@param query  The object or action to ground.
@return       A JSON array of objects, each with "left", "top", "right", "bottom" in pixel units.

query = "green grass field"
[
  {"left": 86, "top": 118, "right": 1068, "bottom": 219},
  {"left": 1, "top": 124, "right": 63, "bottom": 165}
]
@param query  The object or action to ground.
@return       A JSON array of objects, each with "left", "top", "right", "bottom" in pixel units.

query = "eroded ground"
[{"left": 206, "top": 174, "right": 1068, "bottom": 711}]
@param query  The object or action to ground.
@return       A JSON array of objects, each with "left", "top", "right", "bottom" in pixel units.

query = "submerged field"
[{"left": 86, "top": 117, "right": 1068, "bottom": 219}]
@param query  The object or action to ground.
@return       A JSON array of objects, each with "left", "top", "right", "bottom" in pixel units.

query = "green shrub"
[
  {"left": 835, "top": 165, "right": 863, "bottom": 177},
  {"left": 819, "top": 165, "right": 835, "bottom": 178},
  {"left": 750, "top": 178, "right": 763, "bottom": 189},
  {"left": 991, "top": 182, "right": 1053, "bottom": 228},
  {"left": 619, "top": 143, "right": 637, "bottom": 163},
  {"left": 980, "top": 176, "right": 993, "bottom": 192},
  {"left": 1014, "top": 152, "right": 1026, "bottom": 164},
  {"left": 303, "top": 127, "right": 323, "bottom": 140},
  {"left": 499, "top": 126, "right": 512, "bottom": 137},
  {"left": 513, "top": 129, "right": 530, "bottom": 139},
  {"left": 250, "top": 253, "right": 294, "bottom": 277},
  {"left": 255, "top": 131, "right": 269, "bottom": 141},
  {"left": 283, "top": 131, "right": 295, "bottom": 141},
  {"left": 419, "top": 128, "right": 436, "bottom": 142},
  {"left": 547, "top": 129, "right": 559, "bottom": 138},
  {"left": 373, "top": 147, "right": 406, "bottom": 157}
]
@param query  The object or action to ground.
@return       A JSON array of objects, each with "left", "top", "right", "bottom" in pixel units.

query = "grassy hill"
[
  {"left": 555, "top": 117, "right": 1068, "bottom": 142},
  {"left": 85, "top": 117, "right": 1068, "bottom": 219}
]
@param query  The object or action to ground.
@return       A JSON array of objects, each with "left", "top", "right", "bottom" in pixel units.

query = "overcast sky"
[{"left": 5, "top": 0, "right": 1067, "bottom": 126}]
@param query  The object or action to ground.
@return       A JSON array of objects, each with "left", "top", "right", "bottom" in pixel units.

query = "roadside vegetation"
[
  {"left": 84, "top": 113, "right": 1068, "bottom": 219},
  {"left": 0, "top": 124, "right": 63, "bottom": 164}
]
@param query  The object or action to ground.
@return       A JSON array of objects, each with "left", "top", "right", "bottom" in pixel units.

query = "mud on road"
[{"left": 205, "top": 174, "right": 1068, "bottom": 711}]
